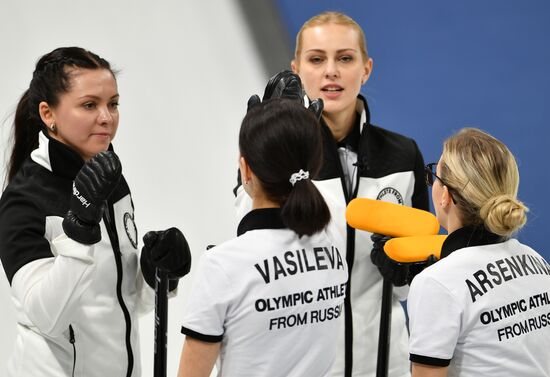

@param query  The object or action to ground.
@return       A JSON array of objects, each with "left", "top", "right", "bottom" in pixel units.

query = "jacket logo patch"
[
  {"left": 376, "top": 187, "right": 404, "bottom": 204},
  {"left": 124, "top": 212, "right": 138, "bottom": 249}
]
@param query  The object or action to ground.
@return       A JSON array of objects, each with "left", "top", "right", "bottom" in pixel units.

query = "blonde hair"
[
  {"left": 294, "top": 11, "right": 369, "bottom": 62},
  {"left": 440, "top": 128, "right": 528, "bottom": 237}
]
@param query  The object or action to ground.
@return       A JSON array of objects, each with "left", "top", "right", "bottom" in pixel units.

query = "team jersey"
[
  {"left": 408, "top": 226, "right": 550, "bottom": 377},
  {"left": 181, "top": 208, "right": 349, "bottom": 377}
]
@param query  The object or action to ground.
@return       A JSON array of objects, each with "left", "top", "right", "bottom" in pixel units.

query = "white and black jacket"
[
  {"left": 408, "top": 226, "right": 550, "bottom": 376},
  {"left": 0, "top": 132, "right": 155, "bottom": 377},
  {"left": 234, "top": 96, "right": 429, "bottom": 377}
]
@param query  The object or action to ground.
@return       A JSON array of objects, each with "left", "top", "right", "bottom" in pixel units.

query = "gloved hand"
[
  {"left": 62, "top": 151, "right": 122, "bottom": 244},
  {"left": 140, "top": 227, "right": 192, "bottom": 290},
  {"left": 306, "top": 96, "right": 324, "bottom": 120},
  {"left": 370, "top": 233, "right": 409, "bottom": 287},
  {"left": 247, "top": 69, "right": 324, "bottom": 120}
]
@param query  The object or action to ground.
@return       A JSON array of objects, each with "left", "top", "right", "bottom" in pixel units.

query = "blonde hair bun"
[{"left": 479, "top": 194, "right": 528, "bottom": 236}]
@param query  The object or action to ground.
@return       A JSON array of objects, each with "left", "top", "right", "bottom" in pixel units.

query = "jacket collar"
[
  {"left": 31, "top": 131, "right": 114, "bottom": 180},
  {"left": 237, "top": 208, "right": 286, "bottom": 236},
  {"left": 316, "top": 95, "right": 373, "bottom": 182},
  {"left": 440, "top": 225, "right": 506, "bottom": 259},
  {"left": 356, "top": 94, "right": 371, "bottom": 132},
  {"left": 336, "top": 115, "right": 361, "bottom": 152}
]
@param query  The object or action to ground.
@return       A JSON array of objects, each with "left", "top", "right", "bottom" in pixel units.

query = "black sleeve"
[{"left": 0, "top": 191, "right": 54, "bottom": 284}]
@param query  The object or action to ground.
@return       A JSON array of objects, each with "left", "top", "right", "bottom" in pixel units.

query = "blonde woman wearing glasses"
[{"left": 408, "top": 128, "right": 550, "bottom": 377}]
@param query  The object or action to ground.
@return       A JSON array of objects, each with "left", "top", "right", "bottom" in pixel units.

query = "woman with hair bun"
[
  {"left": 178, "top": 98, "right": 348, "bottom": 377},
  {"left": 407, "top": 128, "right": 550, "bottom": 377}
]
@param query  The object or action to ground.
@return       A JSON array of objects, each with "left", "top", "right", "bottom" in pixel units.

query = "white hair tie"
[{"left": 289, "top": 169, "right": 309, "bottom": 186}]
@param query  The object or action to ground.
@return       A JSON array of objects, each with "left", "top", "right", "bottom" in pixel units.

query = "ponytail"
[
  {"left": 7, "top": 90, "right": 41, "bottom": 182},
  {"left": 240, "top": 99, "right": 331, "bottom": 237},
  {"left": 281, "top": 178, "right": 331, "bottom": 237}
]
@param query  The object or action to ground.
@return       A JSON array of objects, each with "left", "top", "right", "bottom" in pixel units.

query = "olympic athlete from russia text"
[
  {"left": 177, "top": 99, "right": 348, "bottom": 377},
  {"left": 408, "top": 128, "right": 550, "bottom": 377}
]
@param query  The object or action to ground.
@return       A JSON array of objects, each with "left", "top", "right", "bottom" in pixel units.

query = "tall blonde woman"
[
  {"left": 291, "top": 11, "right": 429, "bottom": 377},
  {"left": 408, "top": 128, "right": 550, "bottom": 377},
  {"left": 234, "top": 11, "right": 428, "bottom": 377}
]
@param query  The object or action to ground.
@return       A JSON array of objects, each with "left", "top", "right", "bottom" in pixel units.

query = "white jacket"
[{"left": 0, "top": 132, "right": 155, "bottom": 377}]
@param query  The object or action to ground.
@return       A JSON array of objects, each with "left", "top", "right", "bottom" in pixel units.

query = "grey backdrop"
[{"left": 0, "top": 1, "right": 265, "bottom": 376}]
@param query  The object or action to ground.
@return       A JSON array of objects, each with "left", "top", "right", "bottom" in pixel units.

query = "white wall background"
[{"left": 0, "top": 1, "right": 266, "bottom": 376}]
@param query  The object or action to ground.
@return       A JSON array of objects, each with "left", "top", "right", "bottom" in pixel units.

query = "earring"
[{"left": 49, "top": 123, "right": 56, "bottom": 132}]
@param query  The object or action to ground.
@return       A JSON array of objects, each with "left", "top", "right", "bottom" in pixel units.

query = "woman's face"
[
  {"left": 292, "top": 23, "right": 372, "bottom": 118},
  {"left": 41, "top": 68, "right": 119, "bottom": 161}
]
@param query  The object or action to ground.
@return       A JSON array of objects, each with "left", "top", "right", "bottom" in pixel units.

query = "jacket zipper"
[
  {"left": 69, "top": 325, "right": 76, "bottom": 377},
  {"left": 324, "top": 117, "right": 368, "bottom": 377},
  {"left": 103, "top": 201, "right": 134, "bottom": 377}
]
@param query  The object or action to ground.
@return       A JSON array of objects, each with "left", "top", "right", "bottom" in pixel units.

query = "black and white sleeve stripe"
[
  {"left": 410, "top": 353, "right": 451, "bottom": 367},
  {"left": 181, "top": 326, "right": 223, "bottom": 343}
]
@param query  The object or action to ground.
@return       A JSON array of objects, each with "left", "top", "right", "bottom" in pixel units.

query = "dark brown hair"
[
  {"left": 7, "top": 47, "right": 114, "bottom": 182},
  {"left": 239, "top": 98, "right": 330, "bottom": 236}
]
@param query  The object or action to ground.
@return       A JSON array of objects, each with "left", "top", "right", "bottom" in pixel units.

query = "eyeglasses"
[
  {"left": 425, "top": 162, "right": 457, "bottom": 203},
  {"left": 424, "top": 163, "right": 447, "bottom": 187}
]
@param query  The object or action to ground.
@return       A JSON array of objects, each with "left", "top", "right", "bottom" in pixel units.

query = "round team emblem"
[
  {"left": 376, "top": 187, "right": 404, "bottom": 204},
  {"left": 124, "top": 212, "right": 138, "bottom": 249}
]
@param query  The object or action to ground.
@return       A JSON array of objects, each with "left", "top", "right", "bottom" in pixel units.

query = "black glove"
[
  {"left": 140, "top": 227, "right": 192, "bottom": 290},
  {"left": 262, "top": 69, "right": 304, "bottom": 102},
  {"left": 370, "top": 233, "right": 409, "bottom": 287},
  {"left": 307, "top": 96, "right": 324, "bottom": 120},
  {"left": 62, "top": 151, "right": 122, "bottom": 244},
  {"left": 247, "top": 70, "right": 324, "bottom": 120}
]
